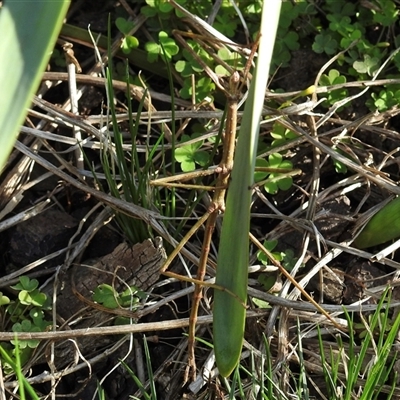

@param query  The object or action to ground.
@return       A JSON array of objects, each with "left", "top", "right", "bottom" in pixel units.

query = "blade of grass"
[
  {"left": 360, "top": 289, "right": 400, "bottom": 399},
  {"left": 0, "top": 1, "right": 70, "bottom": 171},
  {"left": 0, "top": 338, "right": 40, "bottom": 400},
  {"left": 213, "top": 0, "right": 282, "bottom": 377},
  {"left": 296, "top": 318, "right": 309, "bottom": 400},
  {"left": 100, "top": 23, "right": 152, "bottom": 243}
]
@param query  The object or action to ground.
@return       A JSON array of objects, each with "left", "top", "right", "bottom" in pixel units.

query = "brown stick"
[{"left": 184, "top": 71, "right": 241, "bottom": 382}]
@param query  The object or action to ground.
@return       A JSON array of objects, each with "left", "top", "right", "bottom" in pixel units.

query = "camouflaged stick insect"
[{"left": 153, "top": 26, "right": 258, "bottom": 381}]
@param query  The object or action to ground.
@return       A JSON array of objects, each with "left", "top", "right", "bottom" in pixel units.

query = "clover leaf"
[
  {"left": 12, "top": 320, "right": 41, "bottom": 349},
  {"left": 145, "top": 31, "right": 179, "bottom": 63},
  {"left": 372, "top": 2, "right": 398, "bottom": 27},
  {"left": 257, "top": 240, "right": 298, "bottom": 274},
  {"left": 11, "top": 276, "right": 38, "bottom": 292},
  {"left": 255, "top": 154, "right": 294, "bottom": 194},
  {"left": 269, "top": 123, "right": 298, "bottom": 148},
  {"left": 353, "top": 54, "right": 380, "bottom": 77},
  {"left": 319, "top": 69, "right": 348, "bottom": 106},
  {"left": 175, "top": 134, "right": 210, "bottom": 172},
  {"left": 214, "top": 13, "right": 237, "bottom": 38},
  {"left": 18, "top": 289, "right": 47, "bottom": 307},
  {"left": 121, "top": 36, "right": 139, "bottom": 54},
  {"left": 119, "top": 286, "right": 145, "bottom": 308},
  {"left": 0, "top": 292, "right": 10, "bottom": 307},
  {"left": 29, "top": 307, "right": 51, "bottom": 331},
  {"left": 179, "top": 76, "right": 215, "bottom": 102},
  {"left": 93, "top": 284, "right": 119, "bottom": 309},
  {"left": 115, "top": 17, "right": 139, "bottom": 54},
  {"left": 115, "top": 17, "right": 135, "bottom": 35},
  {"left": 313, "top": 33, "right": 338, "bottom": 55},
  {"left": 175, "top": 46, "right": 205, "bottom": 77},
  {"left": 367, "top": 88, "right": 400, "bottom": 112},
  {"left": 215, "top": 48, "right": 244, "bottom": 76},
  {"left": 256, "top": 239, "right": 282, "bottom": 265}
]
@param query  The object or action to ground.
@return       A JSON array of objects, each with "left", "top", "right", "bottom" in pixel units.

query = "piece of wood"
[{"left": 43, "top": 238, "right": 166, "bottom": 369}]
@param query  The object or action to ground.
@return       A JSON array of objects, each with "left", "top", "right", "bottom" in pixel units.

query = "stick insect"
[{"left": 149, "top": 24, "right": 257, "bottom": 381}]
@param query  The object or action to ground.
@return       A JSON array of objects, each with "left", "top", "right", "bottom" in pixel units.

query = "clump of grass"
[{"left": 318, "top": 287, "right": 400, "bottom": 399}]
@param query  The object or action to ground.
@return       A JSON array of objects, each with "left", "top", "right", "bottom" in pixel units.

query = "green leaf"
[
  {"left": 319, "top": 69, "right": 348, "bottom": 106},
  {"left": 257, "top": 274, "right": 277, "bottom": 293},
  {"left": 354, "top": 197, "right": 400, "bottom": 249},
  {"left": 277, "top": 176, "right": 293, "bottom": 191},
  {"left": 254, "top": 158, "right": 269, "bottom": 182},
  {"left": 29, "top": 308, "right": 50, "bottom": 330},
  {"left": 145, "top": 41, "right": 160, "bottom": 63},
  {"left": 119, "top": 286, "right": 145, "bottom": 308},
  {"left": 257, "top": 240, "right": 282, "bottom": 264},
  {"left": 184, "top": 76, "right": 215, "bottom": 102},
  {"left": 175, "top": 60, "right": 193, "bottom": 76},
  {"left": 11, "top": 276, "right": 39, "bottom": 292},
  {"left": 145, "top": 31, "right": 178, "bottom": 63},
  {"left": 12, "top": 320, "right": 41, "bottom": 349},
  {"left": 283, "top": 31, "right": 300, "bottom": 51},
  {"left": 372, "top": 2, "right": 399, "bottom": 26},
  {"left": 213, "top": 0, "right": 280, "bottom": 377},
  {"left": 281, "top": 249, "right": 297, "bottom": 271},
  {"left": 333, "top": 159, "right": 347, "bottom": 174},
  {"left": 268, "top": 153, "right": 283, "bottom": 167},
  {"left": 264, "top": 181, "right": 278, "bottom": 194},
  {"left": 92, "top": 284, "right": 119, "bottom": 309},
  {"left": 141, "top": 5, "right": 157, "bottom": 17},
  {"left": 121, "top": 36, "right": 139, "bottom": 54},
  {"left": 0, "top": 292, "right": 10, "bottom": 306},
  {"left": 252, "top": 297, "right": 271, "bottom": 309},
  {"left": 18, "top": 289, "right": 47, "bottom": 307},
  {"left": 353, "top": 54, "right": 379, "bottom": 76},
  {"left": 0, "top": 0, "right": 71, "bottom": 171},
  {"left": 255, "top": 154, "right": 294, "bottom": 194},
  {"left": 175, "top": 134, "right": 209, "bottom": 171},
  {"left": 6, "top": 303, "right": 25, "bottom": 322},
  {"left": 115, "top": 17, "right": 135, "bottom": 35},
  {"left": 264, "top": 240, "right": 278, "bottom": 252},
  {"left": 312, "top": 33, "right": 338, "bottom": 55}
]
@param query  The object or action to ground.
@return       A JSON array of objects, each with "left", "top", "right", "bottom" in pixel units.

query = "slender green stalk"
[
  {"left": 0, "top": 338, "right": 40, "bottom": 400},
  {"left": 213, "top": 0, "right": 282, "bottom": 377}
]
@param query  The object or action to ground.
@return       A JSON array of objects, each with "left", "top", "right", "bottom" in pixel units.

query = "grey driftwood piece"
[
  {"left": 45, "top": 238, "right": 166, "bottom": 368},
  {"left": 55, "top": 238, "right": 166, "bottom": 319}
]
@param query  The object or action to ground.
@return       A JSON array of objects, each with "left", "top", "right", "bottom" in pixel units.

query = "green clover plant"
[
  {"left": 255, "top": 154, "right": 294, "bottom": 194},
  {"left": 92, "top": 283, "right": 145, "bottom": 310},
  {"left": 268, "top": 123, "right": 298, "bottom": 148},
  {"left": 0, "top": 277, "right": 52, "bottom": 374},
  {"left": 145, "top": 31, "right": 179, "bottom": 63},
  {"left": 257, "top": 239, "right": 297, "bottom": 273},
  {"left": 92, "top": 283, "right": 146, "bottom": 325},
  {"left": 319, "top": 69, "right": 349, "bottom": 107},
  {"left": 115, "top": 17, "right": 139, "bottom": 54},
  {"left": 175, "top": 134, "right": 210, "bottom": 172}
]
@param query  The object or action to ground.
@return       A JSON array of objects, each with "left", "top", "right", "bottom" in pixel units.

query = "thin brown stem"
[{"left": 184, "top": 73, "right": 240, "bottom": 381}]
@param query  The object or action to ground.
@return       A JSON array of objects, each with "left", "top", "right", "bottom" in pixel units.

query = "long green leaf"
[
  {"left": 213, "top": 0, "right": 282, "bottom": 377},
  {"left": 0, "top": 0, "right": 70, "bottom": 171},
  {"left": 354, "top": 197, "right": 400, "bottom": 249}
]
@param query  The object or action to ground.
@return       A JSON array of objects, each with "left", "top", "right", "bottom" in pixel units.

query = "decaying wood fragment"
[{"left": 44, "top": 238, "right": 166, "bottom": 368}]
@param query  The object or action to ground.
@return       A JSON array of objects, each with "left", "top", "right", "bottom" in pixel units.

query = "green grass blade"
[
  {"left": 360, "top": 290, "right": 400, "bottom": 399},
  {"left": 354, "top": 197, "right": 400, "bottom": 248},
  {"left": 0, "top": 338, "right": 40, "bottom": 400},
  {"left": 213, "top": 0, "right": 282, "bottom": 377},
  {"left": 0, "top": 0, "right": 70, "bottom": 171}
]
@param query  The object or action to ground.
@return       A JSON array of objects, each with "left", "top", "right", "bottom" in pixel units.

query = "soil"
[{"left": 2, "top": 1, "right": 400, "bottom": 399}]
